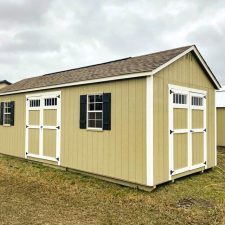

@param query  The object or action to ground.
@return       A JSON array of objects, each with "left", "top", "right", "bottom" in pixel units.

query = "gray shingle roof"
[{"left": 0, "top": 46, "right": 192, "bottom": 93}]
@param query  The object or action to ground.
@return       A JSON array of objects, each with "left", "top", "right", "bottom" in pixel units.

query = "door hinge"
[
  {"left": 170, "top": 90, "right": 174, "bottom": 94},
  {"left": 40, "top": 126, "right": 43, "bottom": 129},
  {"left": 57, "top": 95, "right": 60, "bottom": 98},
  {"left": 26, "top": 125, "right": 29, "bottom": 128},
  {"left": 25, "top": 152, "right": 28, "bottom": 155},
  {"left": 204, "top": 161, "right": 207, "bottom": 165},
  {"left": 190, "top": 130, "right": 193, "bottom": 133},
  {"left": 56, "top": 157, "right": 59, "bottom": 161},
  {"left": 170, "top": 170, "right": 174, "bottom": 175},
  {"left": 170, "top": 130, "right": 174, "bottom": 134},
  {"left": 204, "top": 128, "right": 206, "bottom": 132},
  {"left": 56, "top": 126, "right": 60, "bottom": 129},
  {"left": 204, "top": 96, "right": 207, "bottom": 99}
]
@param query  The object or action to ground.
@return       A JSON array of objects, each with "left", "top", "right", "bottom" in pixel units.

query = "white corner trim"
[
  {"left": 146, "top": 76, "right": 154, "bottom": 186},
  {"left": 215, "top": 90, "right": 217, "bottom": 166}
]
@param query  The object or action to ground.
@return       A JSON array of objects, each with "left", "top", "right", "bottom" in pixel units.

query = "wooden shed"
[
  {"left": 216, "top": 87, "right": 225, "bottom": 146},
  {"left": 0, "top": 80, "right": 11, "bottom": 90},
  {"left": 0, "top": 45, "right": 220, "bottom": 189}
]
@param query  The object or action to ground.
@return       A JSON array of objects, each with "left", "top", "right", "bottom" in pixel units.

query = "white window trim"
[
  {"left": 86, "top": 93, "right": 103, "bottom": 130},
  {"left": 3, "top": 102, "right": 11, "bottom": 125}
]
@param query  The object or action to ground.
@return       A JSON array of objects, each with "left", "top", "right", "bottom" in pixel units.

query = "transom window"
[
  {"left": 29, "top": 99, "right": 40, "bottom": 107},
  {"left": 192, "top": 96, "right": 203, "bottom": 106},
  {"left": 87, "top": 94, "right": 103, "bottom": 129},
  {"left": 4, "top": 102, "right": 11, "bottom": 125},
  {"left": 45, "top": 98, "right": 57, "bottom": 106},
  {"left": 173, "top": 93, "right": 187, "bottom": 105}
]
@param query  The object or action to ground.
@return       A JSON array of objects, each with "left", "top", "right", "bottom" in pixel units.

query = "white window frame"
[
  {"left": 3, "top": 102, "right": 11, "bottom": 125},
  {"left": 86, "top": 93, "right": 103, "bottom": 131}
]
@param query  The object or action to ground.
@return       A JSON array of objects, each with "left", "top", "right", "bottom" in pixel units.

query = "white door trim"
[
  {"left": 168, "top": 84, "right": 207, "bottom": 179},
  {"left": 25, "top": 91, "right": 61, "bottom": 165}
]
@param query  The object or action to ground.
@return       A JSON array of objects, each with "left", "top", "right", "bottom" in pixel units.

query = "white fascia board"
[
  {"left": 0, "top": 71, "right": 152, "bottom": 96},
  {"left": 151, "top": 46, "right": 221, "bottom": 89}
]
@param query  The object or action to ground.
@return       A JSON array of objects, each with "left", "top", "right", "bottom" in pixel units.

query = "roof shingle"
[{"left": 0, "top": 46, "right": 192, "bottom": 93}]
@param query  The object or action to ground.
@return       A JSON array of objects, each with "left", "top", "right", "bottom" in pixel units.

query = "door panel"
[
  {"left": 43, "top": 129, "right": 56, "bottom": 158},
  {"left": 192, "top": 110, "right": 204, "bottom": 129},
  {"left": 29, "top": 111, "right": 40, "bottom": 125},
  {"left": 169, "top": 87, "right": 206, "bottom": 177},
  {"left": 28, "top": 128, "right": 39, "bottom": 155},
  {"left": 192, "top": 133, "right": 204, "bottom": 165},
  {"left": 173, "top": 133, "right": 188, "bottom": 170},
  {"left": 173, "top": 109, "right": 188, "bottom": 129},
  {"left": 43, "top": 109, "right": 57, "bottom": 126}
]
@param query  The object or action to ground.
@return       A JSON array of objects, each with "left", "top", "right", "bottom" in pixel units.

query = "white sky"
[{"left": 0, "top": 0, "right": 225, "bottom": 84}]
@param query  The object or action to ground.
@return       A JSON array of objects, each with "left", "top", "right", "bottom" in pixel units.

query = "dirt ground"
[{"left": 0, "top": 149, "right": 224, "bottom": 225}]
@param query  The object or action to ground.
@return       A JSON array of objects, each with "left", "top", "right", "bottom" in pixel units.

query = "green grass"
[{"left": 0, "top": 149, "right": 224, "bottom": 225}]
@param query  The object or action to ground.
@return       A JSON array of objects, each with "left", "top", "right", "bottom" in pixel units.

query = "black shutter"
[
  {"left": 103, "top": 93, "right": 111, "bottom": 130},
  {"left": 0, "top": 102, "right": 4, "bottom": 125},
  {"left": 10, "top": 101, "right": 15, "bottom": 126},
  {"left": 80, "top": 95, "right": 87, "bottom": 129}
]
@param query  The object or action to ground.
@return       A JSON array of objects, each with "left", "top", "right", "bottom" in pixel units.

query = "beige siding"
[
  {"left": 43, "top": 110, "right": 57, "bottom": 126},
  {"left": 192, "top": 110, "right": 204, "bottom": 129},
  {"left": 61, "top": 78, "right": 147, "bottom": 185},
  {"left": 29, "top": 111, "right": 40, "bottom": 125},
  {"left": 43, "top": 129, "right": 56, "bottom": 158},
  {"left": 217, "top": 108, "right": 225, "bottom": 146},
  {"left": 0, "top": 78, "right": 147, "bottom": 186},
  {"left": 0, "top": 94, "right": 26, "bottom": 157},
  {"left": 173, "top": 133, "right": 188, "bottom": 170},
  {"left": 173, "top": 108, "right": 188, "bottom": 129},
  {"left": 28, "top": 128, "right": 39, "bottom": 155},
  {"left": 153, "top": 53, "right": 216, "bottom": 185},
  {"left": 192, "top": 133, "right": 204, "bottom": 165}
]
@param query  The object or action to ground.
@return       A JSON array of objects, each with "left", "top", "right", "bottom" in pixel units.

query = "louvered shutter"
[
  {"left": 80, "top": 95, "right": 87, "bottom": 129},
  {"left": 10, "top": 101, "right": 15, "bottom": 126},
  {"left": 103, "top": 93, "right": 111, "bottom": 130},
  {"left": 0, "top": 102, "right": 4, "bottom": 125}
]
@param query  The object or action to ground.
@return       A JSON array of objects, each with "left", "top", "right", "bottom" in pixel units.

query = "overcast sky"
[{"left": 0, "top": 0, "right": 225, "bottom": 84}]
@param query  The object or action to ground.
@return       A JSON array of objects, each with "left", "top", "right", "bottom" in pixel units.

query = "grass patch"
[{"left": 0, "top": 149, "right": 224, "bottom": 225}]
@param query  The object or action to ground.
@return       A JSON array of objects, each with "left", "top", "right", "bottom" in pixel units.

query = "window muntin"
[
  {"left": 29, "top": 99, "right": 40, "bottom": 108},
  {"left": 192, "top": 96, "right": 203, "bottom": 106},
  {"left": 3, "top": 102, "right": 11, "bottom": 125},
  {"left": 173, "top": 93, "right": 187, "bottom": 105},
  {"left": 44, "top": 98, "right": 57, "bottom": 106},
  {"left": 87, "top": 94, "right": 103, "bottom": 129}
]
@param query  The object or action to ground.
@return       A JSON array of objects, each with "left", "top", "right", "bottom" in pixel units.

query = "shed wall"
[
  {"left": 217, "top": 108, "right": 225, "bottom": 146},
  {"left": 153, "top": 53, "right": 216, "bottom": 185},
  {"left": 0, "top": 78, "right": 147, "bottom": 185}
]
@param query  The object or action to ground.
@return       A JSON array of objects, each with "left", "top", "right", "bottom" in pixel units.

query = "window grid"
[
  {"left": 173, "top": 93, "right": 187, "bottom": 105},
  {"left": 192, "top": 96, "right": 203, "bottom": 106},
  {"left": 29, "top": 99, "right": 40, "bottom": 107},
  {"left": 4, "top": 102, "right": 11, "bottom": 125},
  {"left": 87, "top": 94, "right": 103, "bottom": 129},
  {"left": 44, "top": 98, "right": 57, "bottom": 106}
]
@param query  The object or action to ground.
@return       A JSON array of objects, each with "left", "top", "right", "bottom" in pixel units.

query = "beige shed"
[{"left": 0, "top": 45, "right": 220, "bottom": 189}]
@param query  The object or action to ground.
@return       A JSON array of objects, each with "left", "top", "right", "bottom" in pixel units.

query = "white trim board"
[
  {"left": 0, "top": 46, "right": 220, "bottom": 96},
  {"left": 146, "top": 76, "right": 154, "bottom": 186}
]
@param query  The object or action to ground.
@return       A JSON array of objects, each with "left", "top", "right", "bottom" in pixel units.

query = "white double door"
[
  {"left": 25, "top": 92, "right": 61, "bottom": 164},
  {"left": 169, "top": 86, "right": 207, "bottom": 177}
]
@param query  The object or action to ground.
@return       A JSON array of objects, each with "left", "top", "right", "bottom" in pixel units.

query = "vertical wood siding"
[
  {"left": 217, "top": 108, "right": 225, "bottom": 146},
  {"left": 0, "top": 94, "right": 26, "bottom": 157},
  {"left": 61, "top": 78, "right": 147, "bottom": 185},
  {"left": 0, "top": 78, "right": 147, "bottom": 186},
  {"left": 153, "top": 53, "right": 216, "bottom": 185}
]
